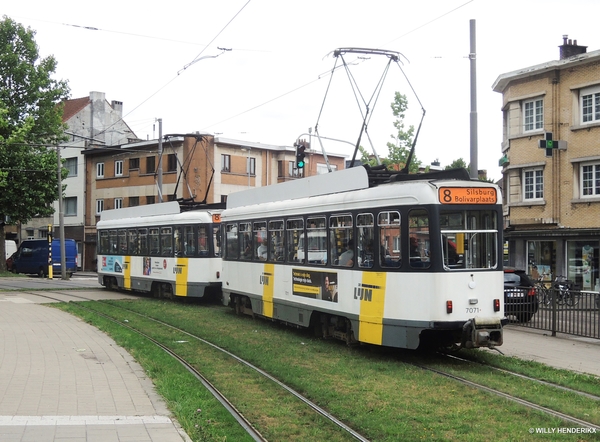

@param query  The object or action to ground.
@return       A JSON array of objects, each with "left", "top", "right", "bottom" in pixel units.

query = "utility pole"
[
  {"left": 56, "top": 145, "right": 67, "bottom": 279},
  {"left": 469, "top": 19, "right": 479, "bottom": 180},
  {"left": 157, "top": 118, "right": 163, "bottom": 202}
]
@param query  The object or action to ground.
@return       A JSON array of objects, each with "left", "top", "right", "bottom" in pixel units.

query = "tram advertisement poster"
[
  {"left": 292, "top": 269, "right": 338, "bottom": 303},
  {"left": 101, "top": 255, "right": 123, "bottom": 273}
]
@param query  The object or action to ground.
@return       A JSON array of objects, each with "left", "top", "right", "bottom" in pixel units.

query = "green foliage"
[
  {"left": 0, "top": 16, "right": 70, "bottom": 226},
  {"left": 445, "top": 158, "right": 468, "bottom": 170},
  {"left": 360, "top": 92, "right": 421, "bottom": 173}
]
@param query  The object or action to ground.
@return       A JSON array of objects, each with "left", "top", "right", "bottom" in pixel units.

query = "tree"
[
  {"left": 445, "top": 158, "right": 468, "bottom": 170},
  {"left": 360, "top": 91, "right": 421, "bottom": 172},
  {"left": 0, "top": 16, "right": 70, "bottom": 270}
]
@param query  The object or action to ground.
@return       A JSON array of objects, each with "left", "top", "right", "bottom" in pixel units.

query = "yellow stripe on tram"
[
  {"left": 358, "top": 271, "right": 386, "bottom": 345},
  {"left": 175, "top": 257, "right": 188, "bottom": 296},
  {"left": 124, "top": 256, "right": 131, "bottom": 290},
  {"left": 262, "top": 263, "right": 274, "bottom": 318}
]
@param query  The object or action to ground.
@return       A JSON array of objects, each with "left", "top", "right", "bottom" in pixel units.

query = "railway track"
[
  {"left": 24, "top": 290, "right": 370, "bottom": 442},
  {"left": 20, "top": 289, "right": 600, "bottom": 439}
]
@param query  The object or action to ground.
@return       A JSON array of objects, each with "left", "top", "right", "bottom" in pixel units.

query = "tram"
[
  {"left": 97, "top": 201, "right": 224, "bottom": 298},
  {"left": 221, "top": 165, "right": 504, "bottom": 350}
]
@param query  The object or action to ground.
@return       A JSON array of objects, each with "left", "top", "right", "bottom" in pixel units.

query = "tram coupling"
[{"left": 461, "top": 317, "right": 503, "bottom": 349}]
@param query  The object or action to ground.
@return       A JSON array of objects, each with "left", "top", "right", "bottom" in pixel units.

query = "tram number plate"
[{"left": 465, "top": 308, "right": 481, "bottom": 313}]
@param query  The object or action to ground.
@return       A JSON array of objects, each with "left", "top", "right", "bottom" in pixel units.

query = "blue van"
[{"left": 12, "top": 239, "right": 78, "bottom": 277}]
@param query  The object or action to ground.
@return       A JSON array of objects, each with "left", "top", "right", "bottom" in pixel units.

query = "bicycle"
[
  {"left": 552, "top": 275, "right": 580, "bottom": 307},
  {"left": 534, "top": 276, "right": 551, "bottom": 306}
]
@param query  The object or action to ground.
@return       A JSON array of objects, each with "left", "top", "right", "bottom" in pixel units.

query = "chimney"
[
  {"left": 111, "top": 100, "right": 123, "bottom": 116},
  {"left": 559, "top": 35, "right": 587, "bottom": 60}
]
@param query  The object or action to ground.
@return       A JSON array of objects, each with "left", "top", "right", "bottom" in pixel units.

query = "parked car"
[
  {"left": 504, "top": 267, "right": 538, "bottom": 322},
  {"left": 11, "top": 239, "right": 77, "bottom": 277},
  {"left": 6, "top": 251, "right": 15, "bottom": 271}
]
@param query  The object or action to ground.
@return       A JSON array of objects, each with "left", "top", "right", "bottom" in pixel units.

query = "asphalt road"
[{"left": 0, "top": 272, "right": 102, "bottom": 291}]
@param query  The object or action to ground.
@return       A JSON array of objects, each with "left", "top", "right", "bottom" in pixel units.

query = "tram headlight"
[{"left": 446, "top": 300, "right": 453, "bottom": 314}]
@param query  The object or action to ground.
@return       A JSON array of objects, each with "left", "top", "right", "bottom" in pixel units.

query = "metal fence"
[{"left": 509, "top": 288, "right": 600, "bottom": 339}]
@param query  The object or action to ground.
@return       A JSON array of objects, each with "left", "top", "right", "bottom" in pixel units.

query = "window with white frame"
[
  {"left": 581, "top": 85, "right": 600, "bottom": 124},
  {"left": 317, "top": 163, "right": 337, "bottom": 175},
  {"left": 524, "top": 98, "right": 543, "bottom": 132},
  {"left": 96, "top": 199, "right": 104, "bottom": 214},
  {"left": 65, "top": 158, "right": 77, "bottom": 177},
  {"left": 64, "top": 197, "right": 77, "bottom": 216},
  {"left": 523, "top": 168, "right": 544, "bottom": 201},
  {"left": 581, "top": 162, "right": 600, "bottom": 197},
  {"left": 247, "top": 157, "right": 256, "bottom": 175},
  {"left": 115, "top": 160, "right": 123, "bottom": 176},
  {"left": 96, "top": 162, "right": 105, "bottom": 178},
  {"left": 221, "top": 154, "right": 230, "bottom": 172},
  {"left": 114, "top": 198, "right": 123, "bottom": 209}
]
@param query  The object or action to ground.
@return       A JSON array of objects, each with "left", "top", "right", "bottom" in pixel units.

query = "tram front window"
[{"left": 440, "top": 210, "right": 498, "bottom": 270}]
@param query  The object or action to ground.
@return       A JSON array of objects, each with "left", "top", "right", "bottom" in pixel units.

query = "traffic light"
[{"left": 295, "top": 143, "right": 306, "bottom": 169}]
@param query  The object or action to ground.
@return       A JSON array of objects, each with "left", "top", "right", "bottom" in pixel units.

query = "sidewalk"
[
  {"left": 0, "top": 299, "right": 191, "bottom": 442},
  {"left": 491, "top": 325, "right": 600, "bottom": 377}
]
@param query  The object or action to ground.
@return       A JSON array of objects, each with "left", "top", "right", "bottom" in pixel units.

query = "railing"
[{"left": 509, "top": 287, "right": 600, "bottom": 339}]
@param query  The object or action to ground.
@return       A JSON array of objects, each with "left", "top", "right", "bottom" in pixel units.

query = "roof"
[
  {"left": 492, "top": 48, "right": 600, "bottom": 93},
  {"left": 61, "top": 96, "right": 90, "bottom": 122}
]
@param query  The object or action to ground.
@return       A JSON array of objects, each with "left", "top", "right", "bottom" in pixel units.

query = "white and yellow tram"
[
  {"left": 221, "top": 166, "right": 504, "bottom": 350},
  {"left": 97, "top": 201, "right": 223, "bottom": 298}
]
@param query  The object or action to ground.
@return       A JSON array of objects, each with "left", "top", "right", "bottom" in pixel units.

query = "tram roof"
[{"left": 226, "top": 165, "right": 476, "bottom": 209}]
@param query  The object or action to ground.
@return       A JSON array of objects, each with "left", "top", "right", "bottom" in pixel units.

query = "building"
[
  {"left": 18, "top": 91, "right": 138, "bottom": 268},
  {"left": 493, "top": 36, "right": 600, "bottom": 292},
  {"left": 83, "top": 134, "right": 345, "bottom": 270}
]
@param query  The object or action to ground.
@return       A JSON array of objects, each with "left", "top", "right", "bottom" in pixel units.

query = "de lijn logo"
[{"left": 354, "top": 282, "right": 381, "bottom": 302}]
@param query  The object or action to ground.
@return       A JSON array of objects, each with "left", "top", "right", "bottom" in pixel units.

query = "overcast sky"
[{"left": 4, "top": 0, "right": 599, "bottom": 181}]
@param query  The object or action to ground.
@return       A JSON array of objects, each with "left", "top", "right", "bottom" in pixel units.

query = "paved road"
[{"left": 0, "top": 273, "right": 102, "bottom": 291}]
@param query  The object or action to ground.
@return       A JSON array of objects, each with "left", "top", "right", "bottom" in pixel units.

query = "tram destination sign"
[{"left": 438, "top": 187, "right": 497, "bottom": 204}]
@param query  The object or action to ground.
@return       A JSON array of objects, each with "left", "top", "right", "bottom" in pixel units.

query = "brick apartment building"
[{"left": 493, "top": 36, "right": 600, "bottom": 292}]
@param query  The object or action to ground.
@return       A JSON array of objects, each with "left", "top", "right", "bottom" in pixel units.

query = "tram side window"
[
  {"left": 225, "top": 224, "right": 238, "bottom": 259},
  {"left": 198, "top": 226, "right": 209, "bottom": 256},
  {"left": 268, "top": 220, "right": 284, "bottom": 262},
  {"left": 174, "top": 226, "right": 183, "bottom": 257},
  {"left": 408, "top": 209, "right": 431, "bottom": 269},
  {"left": 212, "top": 226, "right": 221, "bottom": 257},
  {"left": 117, "top": 229, "right": 127, "bottom": 255},
  {"left": 240, "top": 223, "right": 252, "bottom": 260},
  {"left": 286, "top": 218, "right": 304, "bottom": 263},
  {"left": 99, "top": 231, "right": 109, "bottom": 254},
  {"left": 330, "top": 214, "right": 354, "bottom": 267},
  {"left": 138, "top": 228, "right": 148, "bottom": 255},
  {"left": 160, "top": 227, "right": 172, "bottom": 256},
  {"left": 305, "top": 216, "right": 326, "bottom": 265},
  {"left": 128, "top": 229, "right": 138, "bottom": 255},
  {"left": 109, "top": 229, "right": 118, "bottom": 254},
  {"left": 253, "top": 221, "right": 267, "bottom": 261},
  {"left": 183, "top": 225, "right": 195, "bottom": 257},
  {"left": 357, "top": 213, "right": 374, "bottom": 268},
  {"left": 378, "top": 211, "right": 401, "bottom": 268},
  {"left": 149, "top": 228, "right": 160, "bottom": 255}
]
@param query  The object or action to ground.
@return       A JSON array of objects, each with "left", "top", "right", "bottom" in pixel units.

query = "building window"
[
  {"left": 581, "top": 162, "right": 600, "bottom": 197},
  {"left": 566, "top": 240, "right": 599, "bottom": 291},
  {"left": 26, "top": 229, "right": 34, "bottom": 240},
  {"left": 523, "top": 168, "right": 544, "bottom": 200},
  {"left": 96, "top": 199, "right": 104, "bottom": 215},
  {"left": 221, "top": 154, "right": 230, "bottom": 172},
  {"left": 129, "top": 158, "right": 139, "bottom": 170},
  {"left": 129, "top": 196, "right": 139, "bottom": 207},
  {"left": 96, "top": 162, "right": 104, "bottom": 178},
  {"left": 581, "top": 85, "right": 600, "bottom": 124},
  {"left": 64, "top": 197, "right": 77, "bottom": 216},
  {"left": 524, "top": 99, "right": 543, "bottom": 132},
  {"left": 146, "top": 195, "right": 155, "bottom": 205},
  {"left": 146, "top": 156, "right": 155, "bottom": 174},
  {"left": 167, "top": 154, "right": 177, "bottom": 172},
  {"left": 114, "top": 198, "right": 123, "bottom": 209},
  {"left": 247, "top": 157, "right": 256, "bottom": 175},
  {"left": 65, "top": 158, "right": 77, "bottom": 177},
  {"left": 115, "top": 160, "right": 123, "bottom": 177}
]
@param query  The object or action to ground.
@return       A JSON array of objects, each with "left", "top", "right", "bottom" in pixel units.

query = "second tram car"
[
  {"left": 221, "top": 166, "right": 504, "bottom": 350},
  {"left": 97, "top": 201, "right": 223, "bottom": 298}
]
